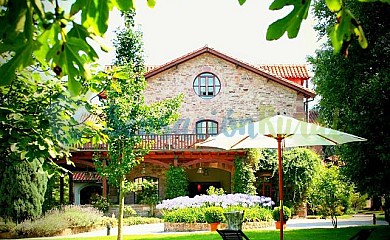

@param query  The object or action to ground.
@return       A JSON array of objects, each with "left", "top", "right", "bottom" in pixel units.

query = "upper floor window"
[
  {"left": 193, "top": 73, "right": 221, "bottom": 99},
  {"left": 196, "top": 120, "right": 218, "bottom": 137}
]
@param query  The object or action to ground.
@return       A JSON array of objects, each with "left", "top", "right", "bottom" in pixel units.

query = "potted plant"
[
  {"left": 204, "top": 207, "right": 224, "bottom": 231},
  {"left": 272, "top": 206, "right": 291, "bottom": 229}
]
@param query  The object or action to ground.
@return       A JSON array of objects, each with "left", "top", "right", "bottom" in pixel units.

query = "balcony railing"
[{"left": 73, "top": 134, "right": 213, "bottom": 151}]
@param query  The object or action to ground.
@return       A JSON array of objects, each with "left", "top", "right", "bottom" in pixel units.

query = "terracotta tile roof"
[
  {"left": 144, "top": 46, "right": 315, "bottom": 98},
  {"left": 73, "top": 172, "right": 102, "bottom": 182},
  {"left": 258, "top": 64, "right": 310, "bottom": 80}
]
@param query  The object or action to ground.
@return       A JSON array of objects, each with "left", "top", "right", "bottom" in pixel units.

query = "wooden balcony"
[{"left": 73, "top": 134, "right": 213, "bottom": 151}]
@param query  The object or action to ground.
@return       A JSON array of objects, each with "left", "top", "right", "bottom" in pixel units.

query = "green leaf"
[
  {"left": 70, "top": 0, "right": 84, "bottom": 16},
  {"left": 0, "top": 42, "right": 33, "bottom": 86},
  {"left": 35, "top": 24, "right": 60, "bottom": 64},
  {"left": 238, "top": 0, "right": 246, "bottom": 5},
  {"left": 68, "top": 23, "right": 99, "bottom": 59},
  {"left": 114, "top": 0, "right": 135, "bottom": 10},
  {"left": 147, "top": 0, "right": 156, "bottom": 8},
  {"left": 48, "top": 148, "right": 57, "bottom": 158},
  {"left": 355, "top": 25, "right": 368, "bottom": 49},
  {"left": 266, "top": 0, "right": 311, "bottom": 40},
  {"left": 80, "top": 0, "right": 110, "bottom": 36},
  {"left": 329, "top": 9, "right": 368, "bottom": 54},
  {"left": 10, "top": 143, "right": 18, "bottom": 152},
  {"left": 325, "top": 0, "right": 342, "bottom": 12},
  {"left": 31, "top": 0, "right": 45, "bottom": 19}
]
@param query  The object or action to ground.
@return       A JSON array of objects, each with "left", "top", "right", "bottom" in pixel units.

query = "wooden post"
[{"left": 277, "top": 136, "right": 284, "bottom": 240}]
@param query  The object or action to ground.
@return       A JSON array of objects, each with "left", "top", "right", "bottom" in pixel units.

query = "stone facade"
[{"left": 144, "top": 53, "right": 306, "bottom": 135}]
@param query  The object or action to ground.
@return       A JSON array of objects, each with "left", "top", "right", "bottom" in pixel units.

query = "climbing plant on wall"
[
  {"left": 233, "top": 149, "right": 262, "bottom": 195},
  {"left": 165, "top": 165, "right": 189, "bottom": 199}
]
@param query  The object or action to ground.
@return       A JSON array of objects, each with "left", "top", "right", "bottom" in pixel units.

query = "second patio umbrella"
[{"left": 197, "top": 115, "right": 366, "bottom": 240}]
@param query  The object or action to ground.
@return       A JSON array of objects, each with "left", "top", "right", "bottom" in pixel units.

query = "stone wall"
[
  {"left": 164, "top": 221, "right": 273, "bottom": 232},
  {"left": 144, "top": 53, "right": 305, "bottom": 134}
]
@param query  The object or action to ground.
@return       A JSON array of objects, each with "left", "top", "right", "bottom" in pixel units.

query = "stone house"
[{"left": 57, "top": 46, "right": 315, "bottom": 205}]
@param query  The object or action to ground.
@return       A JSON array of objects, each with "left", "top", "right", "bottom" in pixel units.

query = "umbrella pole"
[{"left": 277, "top": 136, "right": 284, "bottom": 240}]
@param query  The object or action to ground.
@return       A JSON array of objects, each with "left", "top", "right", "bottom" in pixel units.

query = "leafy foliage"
[
  {"left": 165, "top": 165, "right": 189, "bottom": 199},
  {"left": 307, "top": 165, "right": 353, "bottom": 227},
  {"left": 266, "top": 0, "right": 311, "bottom": 40},
  {"left": 92, "top": 11, "right": 182, "bottom": 238},
  {"left": 206, "top": 186, "right": 225, "bottom": 196},
  {"left": 265, "top": 0, "right": 369, "bottom": 54},
  {"left": 0, "top": 68, "right": 104, "bottom": 221},
  {"left": 163, "top": 207, "right": 206, "bottom": 223},
  {"left": 282, "top": 148, "right": 322, "bottom": 209},
  {"left": 272, "top": 206, "right": 292, "bottom": 222},
  {"left": 309, "top": 0, "right": 390, "bottom": 221},
  {"left": 162, "top": 205, "right": 272, "bottom": 223},
  {"left": 11, "top": 205, "right": 109, "bottom": 238},
  {"left": 0, "top": 0, "right": 154, "bottom": 95},
  {"left": 233, "top": 156, "right": 257, "bottom": 195},
  {"left": 256, "top": 148, "right": 322, "bottom": 211},
  {"left": 0, "top": 158, "right": 47, "bottom": 223},
  {"left": 204, "top": 207, "right": 224, "bottom": 223},
  {"left": 91, "top": 195, "right": 110, "bottom": 213}
]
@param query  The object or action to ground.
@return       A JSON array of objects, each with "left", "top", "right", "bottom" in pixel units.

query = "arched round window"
[{"left": 193, "top": 73, "right": 221, "bottom": 99}]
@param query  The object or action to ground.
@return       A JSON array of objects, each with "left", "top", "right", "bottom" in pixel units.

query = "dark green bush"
[
  {"left": 272, "top": 206, "right": 292, "bottom": 222},
  {"left": 204, "top": 207, "right": 224, "bottom": 223},
  {"left": 163, "top": 207, "right": 206, "bottom": 223}
]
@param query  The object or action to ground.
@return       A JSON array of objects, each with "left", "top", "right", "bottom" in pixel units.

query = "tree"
[
  {"left": 94, "top": 11, "right": 183, "bottom": 239},
  {"left": 309, "top": 0, "right": 390, "bottom": 221},
  {"left": 257, "top": 148, "right": 322, "bottom": 211},
  {"left": 1, "top": 0, "right": 386, "bottom": 96},
  {"left": 0, "top": 68, "right": 103, "bottom": 221},
  {"left": 0, "top": 157, "right": 47, "bottom": 223},
  {"left": 307, "top": 165, "right": 353, "bottom": 228},
  {"left": 282, "top": 148, "right": 322, "bottom": 210}
]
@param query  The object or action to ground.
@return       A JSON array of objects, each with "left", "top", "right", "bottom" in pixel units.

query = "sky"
[{"left": 99, "top": 0, "right": 322, "bottom": 67}]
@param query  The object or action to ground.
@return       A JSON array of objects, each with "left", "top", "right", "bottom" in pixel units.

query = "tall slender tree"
[
  {"left": 94, "top": 11, "right": 183, "bottom": 240},
  {"left": 309, "top": 0, "right": 390, "bottom": 222}
]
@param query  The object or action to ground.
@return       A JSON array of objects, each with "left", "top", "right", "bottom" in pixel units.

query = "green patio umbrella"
[{"left": 197, "top": 115, "right": 367, "bottom": 240}]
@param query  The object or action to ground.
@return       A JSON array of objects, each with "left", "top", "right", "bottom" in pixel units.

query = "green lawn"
[{"left": 53, "top": 225, "right": 390, "bottom": 240}]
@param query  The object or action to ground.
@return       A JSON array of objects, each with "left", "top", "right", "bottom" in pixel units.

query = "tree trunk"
[
  {"left": 331, "top": 215, "right": 338, "bottom": 228},
  {"left": 384, "top": 195, "right": 390, "bottom": 224},
  {"left": 117, "top": 175, "right": 125, "bottom": 240}
]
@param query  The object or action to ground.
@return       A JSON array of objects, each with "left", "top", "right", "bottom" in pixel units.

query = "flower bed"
[{"left": 157, "top": 194, "right": 274, "bottom": 232}]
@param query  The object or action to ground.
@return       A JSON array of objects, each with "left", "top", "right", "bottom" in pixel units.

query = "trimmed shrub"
[
  {"left": 123, "top": 216, "right": 162, "bottom": 225},
  {"left": 204, "top": 207, "right": 224, "bottom": 223},
  {"left": 163, "top": 207, "right": 206, "bottom": 223},
  {"left": 272, "top": 206, "right": 292, "bottom": 222}
]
